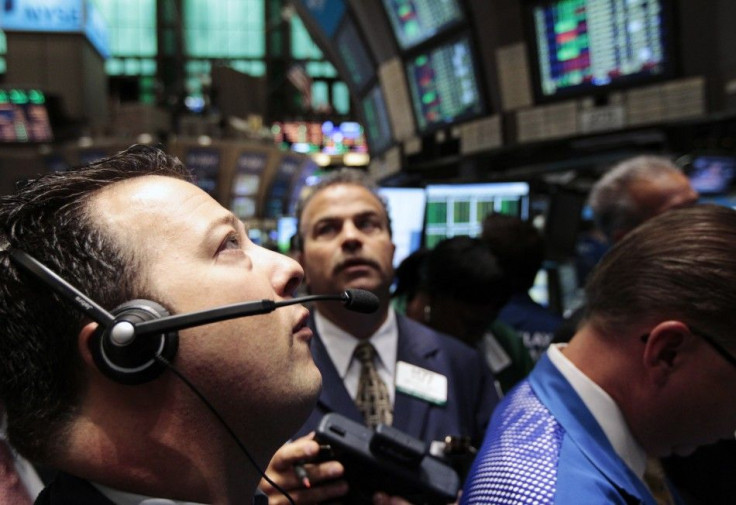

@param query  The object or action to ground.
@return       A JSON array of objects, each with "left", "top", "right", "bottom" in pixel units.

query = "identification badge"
[{"left": 395, "top": 361, "right": 448, "bottom": 406}]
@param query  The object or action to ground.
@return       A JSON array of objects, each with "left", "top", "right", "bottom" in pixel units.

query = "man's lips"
[{"left": 335, "top": 258, "right": 380, "bottom": 273}]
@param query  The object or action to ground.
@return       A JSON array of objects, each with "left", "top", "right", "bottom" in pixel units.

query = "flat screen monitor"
[
  {"left": 378, "top": 187, "right": 427, "bottom": 268},
  {"left": 0, "top": 89, "right": 53, "bottom": 143},
  {"left": 185, "top": 147, "right": 220, "bottom": 197},
  {"left": 686, "top": 155, "right": 736, "bottom": 195},
  {"left": 544, "top": 190, "right": 587, "bottom": 261},
  {"left": 526, "top": 0, "right": 675, "bottom": 100},
  {"left": 299, "top": 0, "right": 346, "bottom": 37},
  {"left": 230, "top": 151, "right": 268, "bottom": 219},
  {"left": 405, "top": 36, "right": 484, "bottom": 132},
  {"left": 264, "top": 155, "right": 303, "bottom": 218},
  {"left": 424, "top": 182, "right": 531, "bottom": 249},
  {"left": 334, "top": 15, "right": 375, "bottom": 92},
  {"left": 276, "top": 216, "right": 298, "bottom": 254},
  {"left": 381, "top": 0, "right": 464, "bottom": 51},
  {"left": 272, "top": 121, "right": 367, "bottom": 154},
  {"left": 361, "top": 85, "right": 393, "bottom": 155}
]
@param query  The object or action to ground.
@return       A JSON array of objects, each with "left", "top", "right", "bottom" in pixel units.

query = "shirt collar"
[
  {"left": 315, "top": 309, "right": 398, "bottom": 379},
  {"left": 547, "top": 343, "right": 648, "bottom": 480},
  {"left": 91, "top": 481, "right": 208, "bottom": 505}
]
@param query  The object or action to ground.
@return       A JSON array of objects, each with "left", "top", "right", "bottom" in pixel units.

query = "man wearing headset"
[{"left": 0, "top": 145, "right": 322, "bottom": 504}]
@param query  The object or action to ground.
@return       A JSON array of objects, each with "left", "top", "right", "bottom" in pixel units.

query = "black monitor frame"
[
  {"left": 402, "top": 31, "right": 487, "bottom": 135},
  {"left": 522, "top": 0, "right": 679, "bottom": 104},
  {"left": 379, "top": 0, "right": 468, "bottom": 53}
]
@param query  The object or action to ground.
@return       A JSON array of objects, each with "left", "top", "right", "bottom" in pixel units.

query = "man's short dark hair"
[
  {"left": 481, "top": 213, "right": 545, "bottom": 293},
  {"left": 293, "top": 168, "right": 391, "bottom": 251},
  {"left": 585, "top": 204, "right": 736, "bottom": 348},
  {"left": 0, "top": 145, "right": 190, "bottom": 462},
  {"left": 425, "top": 235, "right": 511, "bottom": 308}
]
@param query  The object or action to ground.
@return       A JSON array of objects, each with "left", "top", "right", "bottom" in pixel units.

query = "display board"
[
  {"left": 0, "top": 89, "right": 54, "bottom": 143},
  {"left": 377, "top": 187, "right": 427, "bottom": 268},
  {"left": 361, "top": 85, "right": 394, "bottom": 155},
  {"left": 381, "top": 0, "right": 464, "bottom": 51},
  {"left": 272, "top": 121, "right": 367, "bottom": 154},
  {"left": 405, "top": 36, "right": 484, "bottom": 132},
  {"left": 424, "top": 182, "right": 530, "bottom": 248},
  {"left": 526, "top": 0, "right": 675, "bottom": 100},
  {"left": 334, "top": 15, "right": 376, "bottom": 92}
]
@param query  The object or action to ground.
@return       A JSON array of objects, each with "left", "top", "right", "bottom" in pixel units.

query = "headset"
[{"left": 8, "top": 248, "right": 379, "bottom": 385}]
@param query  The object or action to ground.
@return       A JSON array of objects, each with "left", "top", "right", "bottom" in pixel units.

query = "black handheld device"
[{"left": 314, "top": 413, "right": 460, "bottom": 505}]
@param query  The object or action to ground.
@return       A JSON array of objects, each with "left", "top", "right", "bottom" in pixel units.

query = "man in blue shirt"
[{"left": 462, "top": 204, "right": 736, "bottom": 505}]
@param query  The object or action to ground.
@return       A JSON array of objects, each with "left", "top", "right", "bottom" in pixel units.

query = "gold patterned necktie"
[
  {"left": 353, "top": 341, "right": 393, "bottom": 429},
  {"left": 643, "top": 457, "right": 675, "bottom": 505}
]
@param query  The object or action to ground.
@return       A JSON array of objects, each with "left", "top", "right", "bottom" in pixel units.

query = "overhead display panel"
[
  {"left": 381, "top": 0, "right": 464, "bottom": 51},
  {"left": 527, "top": 0, "right": 675, "bottom": 100},
  {"left": 334, "top": 15, "right": 375, "bottom": 92},
  {"left": 405, "top": 36, "right": 484, "bottom": 132}
]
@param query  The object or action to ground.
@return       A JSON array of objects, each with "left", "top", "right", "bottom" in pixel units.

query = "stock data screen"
[
  {"left": 424, "top": 182, "right": 530, "bottom": 249},
  {"left": 335, "top": 16, "right": 375, "bottom": 91},
  {"left": 531, "top": 0, "right": 670, "bottom": 97},
  {"left": 361, "top": 86, "right": 393, "bottom": 154},
  {"left": 0, "top": 89, "right": 53, "bottom": 143},
  {"left": 382, "top": 0, "right": 464, "bottom": 50},
  {"left": 406, "top": 37, "right": 483, "bottom": 132}
]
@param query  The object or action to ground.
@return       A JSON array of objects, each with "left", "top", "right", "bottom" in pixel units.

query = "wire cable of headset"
[{"left": 155, "top": 355, "right": 296, "bottom": 505}]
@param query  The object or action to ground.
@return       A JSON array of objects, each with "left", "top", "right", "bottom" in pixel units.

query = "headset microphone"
[{"left": 9, "top": 249, "right": 379, "bottom": 384}]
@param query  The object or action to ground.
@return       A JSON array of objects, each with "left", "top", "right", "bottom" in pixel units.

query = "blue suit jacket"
[
  {"left": 294, "top": 312, "right": 499, "bottom": 448},
  {"left": 462, "top": 354, "right": 671, "bottom": 505}
]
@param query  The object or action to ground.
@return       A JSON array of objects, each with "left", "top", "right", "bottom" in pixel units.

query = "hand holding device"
[{"left": 314, "top": 413, "right": 460, "bottom": 505}]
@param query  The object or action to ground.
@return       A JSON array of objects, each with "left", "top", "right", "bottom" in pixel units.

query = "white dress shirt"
[
  {"left": 314, "top": 309, "right": 399, "bottom": 405},
  {"left": 547, "top": 344, "right": 648, "bottom": 481},
  {"left": 92, "top": 482, "right": 207, "bottom": 505}
]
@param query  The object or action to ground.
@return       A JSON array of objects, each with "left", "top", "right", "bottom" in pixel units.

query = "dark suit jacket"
[
  {"left": 34, "top": 472, "right": 114, "bottom": 505},
  {"left": 294, "top": 312, "right": 499, "bottom": 448}
]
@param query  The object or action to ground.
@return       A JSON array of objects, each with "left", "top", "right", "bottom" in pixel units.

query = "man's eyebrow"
[{"left": 206, "top": 213, "right": 244, "bottom": 238}]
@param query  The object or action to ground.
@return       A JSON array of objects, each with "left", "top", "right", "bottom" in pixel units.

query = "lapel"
[
  {"left": 310, "top": 319, "right": 365, "bottom": 424},
  {"left": 391, "top": 314, "right": 442, "bottom": 437},
  {"left": 529, "top": 355, "right": 657, "bottom": 505}
]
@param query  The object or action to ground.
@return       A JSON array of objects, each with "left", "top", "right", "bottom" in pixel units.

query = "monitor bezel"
[{"left": 522, "top": 0, "right": 679, "bottom": 104}]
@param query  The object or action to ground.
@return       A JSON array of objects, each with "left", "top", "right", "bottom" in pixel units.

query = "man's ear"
[
  {"left": 78, "top": 322, "right": 101, "bottom": 372},
  {"left": 642, "top": 320, "right": 691, "bottom": 385}
]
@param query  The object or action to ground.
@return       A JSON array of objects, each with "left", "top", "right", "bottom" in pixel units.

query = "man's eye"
[
  {"left": 220, "top": 233, "right": 241, "bottom": 251},
  {"left": 314, "top": 223, "right": 338, "bottom": 238},
  {"left": 358, "top": 219, "right": 380, "bottom": 232}
]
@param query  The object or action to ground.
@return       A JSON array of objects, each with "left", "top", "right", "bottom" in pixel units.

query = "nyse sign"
[{"left": 2, "top": 0, "right": 83, "bottom": 32}]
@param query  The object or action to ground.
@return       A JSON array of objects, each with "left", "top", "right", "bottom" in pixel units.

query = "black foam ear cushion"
[{"left": 89, "top": 299, "right": 179, "bottom": 385}]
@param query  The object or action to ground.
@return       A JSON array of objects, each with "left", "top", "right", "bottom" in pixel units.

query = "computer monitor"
[
  {"left": 185, "top": 147, "right": 221, "bottom": 197},
  {"left": 424, "top": 182, "right": 531, "bottom": 249},
  {"left": 361, "top": 85, "right": 394, "bottom": 155},
  {"left": 334, "top": 15, "right": 375, "bottom": 92},
  {"left": 276, "top": 216, "right": 298, "bottom": 254},
  {"left": 264, "top": 154, "right": 303, "bottom": 218},
  {"left": 405, "top": 35, "right": 484, "bottom": 132},
  {"left": 381, "top": 0, "right": 465, "bottom": 51},
  {"left": 543, "top": 189, "right": 587, "bottom": 261},
  {"left": 686, "top": 155, "right": 736, "bottom": 195},
  {"left": 0, "top": 88, "right": 54, "bottom": 143},
  {"left": 378, "top": 187, "right": 427, "bottom": 268},
  {"left": 525, "top": 0, "right": 675, "bottom": 101}
]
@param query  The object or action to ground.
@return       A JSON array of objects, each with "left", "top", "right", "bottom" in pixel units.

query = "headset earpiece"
[{"left": 89, "top": 299, "right": 179, "bottom": 385}]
